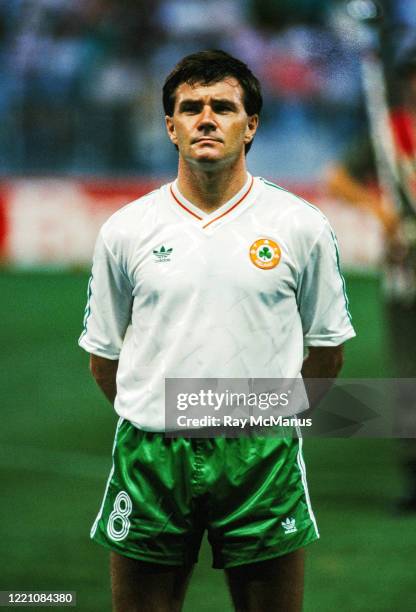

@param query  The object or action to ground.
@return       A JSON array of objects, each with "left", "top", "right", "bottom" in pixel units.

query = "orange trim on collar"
[
  {"left": 202, "top": 176, "right": 254, "bottom": 229},
  {"left": 170, "top": 185, "right": 204, "bottom": 220}
]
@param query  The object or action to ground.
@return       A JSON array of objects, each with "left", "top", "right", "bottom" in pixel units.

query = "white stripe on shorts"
[
  {"left": 90, "top": 417, "right": 124, "bottom": 538},
  {"left": 295, "top": 427, "right": 320, "bottom": 537}
]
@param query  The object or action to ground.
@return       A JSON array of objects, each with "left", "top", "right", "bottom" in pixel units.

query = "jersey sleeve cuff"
[
  {"left": 78, "top": 336, "right": 121, "bottom": 360},
  {"left": 303, "top": 328, "right": 356, "bottom": 347}
]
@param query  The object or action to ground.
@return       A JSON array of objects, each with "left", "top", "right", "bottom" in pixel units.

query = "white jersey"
[{"left": 79, "top": 174, "right": 355, "bottom": 431}]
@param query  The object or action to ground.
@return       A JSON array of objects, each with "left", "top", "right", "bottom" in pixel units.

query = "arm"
[
  {"left": 301, "top": 345, "right": 344, "bottom": 409},
  {"left": 301, "top": 345, "right": 344, "bottom": 379},
  {"left": 90, "top": 354, "right": 119, "bottom": 405},
  {"left": 296, "top": 215, "right": 355, "bottom": 407},
  {"left": 78, "top": 229, "right": 133, "bottom": 407}
]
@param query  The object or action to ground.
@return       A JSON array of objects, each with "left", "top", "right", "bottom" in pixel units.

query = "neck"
[{"left": 176, "top": 156, "right": 249, "bottom": 213}]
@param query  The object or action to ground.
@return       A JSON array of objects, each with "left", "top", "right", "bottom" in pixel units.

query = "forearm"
[
  {"left": 301, "top": 346, "right": 344, "bottom": 379},
  {"left": 89, "top": 354, "right": 118, "bottom": 404},
  {"left": 301, "top": 345, "right": 344, "bottom": 409}
]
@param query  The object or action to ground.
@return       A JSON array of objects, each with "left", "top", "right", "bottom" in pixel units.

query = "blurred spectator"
[
  {"left": 326, "top": 44, "right": 416, "bottom": 513},
  {"left": 0, "top": 0, "right": 406, "bottom": 178}
]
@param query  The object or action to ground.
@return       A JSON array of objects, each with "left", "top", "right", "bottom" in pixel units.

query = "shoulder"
[
  {"left": 94, "top": 184, "right": 167, "bottom": 269},
  {"left": 103, "top": 185, "right": 162, "bottom": 234},
  {"left": 257, "top": 177, "right": 328, "bottom": 235},
  {"left": 99, "top": 184, "right": 166, "bottom": 253}
]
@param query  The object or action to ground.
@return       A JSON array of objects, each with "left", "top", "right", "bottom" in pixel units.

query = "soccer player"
[{"left": 79, "top": 50, "right": 355, "bottom": 611}]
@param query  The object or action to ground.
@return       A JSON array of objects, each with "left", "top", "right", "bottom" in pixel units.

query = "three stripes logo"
[
  {"left": 281, "top": 517, "right": 297, "bottom": 534},
  {"left": 153, "top": 245, "right": 173, "bottom": 263}
]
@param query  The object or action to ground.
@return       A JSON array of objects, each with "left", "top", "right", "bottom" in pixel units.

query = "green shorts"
[{"left": 91, "top": 418, "right": 319, "bottom": 569}]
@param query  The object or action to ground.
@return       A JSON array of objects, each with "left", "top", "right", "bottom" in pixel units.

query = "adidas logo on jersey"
[
  {"left": 281, "top": 517, "right": 297, "bottom": 534},
  {"left": 153, "top": 246, "right": 173, "bottom": 263}
]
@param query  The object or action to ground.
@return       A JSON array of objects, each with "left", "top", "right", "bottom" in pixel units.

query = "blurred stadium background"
[{"left": 1, "top": 0, "right": 415, "bottom": 610}]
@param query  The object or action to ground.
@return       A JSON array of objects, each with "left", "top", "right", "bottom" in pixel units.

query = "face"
[{"left": 165, "top": 78, "right": 258, "bottom": 167}]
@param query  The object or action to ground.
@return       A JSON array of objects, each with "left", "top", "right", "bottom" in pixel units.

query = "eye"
[
  {"left": 213, "top": 102, "right": 235, "bottom": 114},
  {"left": 179, "top": 103, "right": 201, "bottom": 114}
]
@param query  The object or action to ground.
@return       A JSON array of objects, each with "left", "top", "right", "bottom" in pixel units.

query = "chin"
[{"left": 188, "top": 154, "right": 223, "bottom": 166}]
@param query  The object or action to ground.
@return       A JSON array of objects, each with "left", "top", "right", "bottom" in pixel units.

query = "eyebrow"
[{"left": 177, "top": 98, "right": 239, "bottom": 111}]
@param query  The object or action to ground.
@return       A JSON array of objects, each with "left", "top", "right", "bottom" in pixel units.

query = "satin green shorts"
[{"left": 91, "top": 418, "right": 319, "bottom": 568}]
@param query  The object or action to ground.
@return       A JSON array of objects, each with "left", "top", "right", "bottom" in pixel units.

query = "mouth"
[{"left": 192, "top": 137, "right": 223, "bottom": 144}]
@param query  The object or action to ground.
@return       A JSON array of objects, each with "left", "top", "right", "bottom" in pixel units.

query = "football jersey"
[{"left": 79, "top": 174, "right": 355, "bottom": 431}]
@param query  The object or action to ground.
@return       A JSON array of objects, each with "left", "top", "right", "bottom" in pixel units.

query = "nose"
[{"left": 197, "top": 105, "right": 217, "bottom": 131}]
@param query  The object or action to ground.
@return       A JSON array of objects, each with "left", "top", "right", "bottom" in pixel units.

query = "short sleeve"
[
  {"left": 78, "top": 230, "right": 133, "bottom": 359},
  {"left": 297, "top": 221, "right": 356, "bottom": 347}
]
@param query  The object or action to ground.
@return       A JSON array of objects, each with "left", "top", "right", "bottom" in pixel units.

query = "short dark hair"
[{"left": 163, "top": 50, "right": 262, "bottom": 153}]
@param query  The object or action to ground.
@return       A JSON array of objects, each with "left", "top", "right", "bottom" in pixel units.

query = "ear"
[
  {"left": 165, "top": 115, "right": 178, "bottom": 145},
  {"left": 244, "top": 114, "right": 259, "bottom": 145}
]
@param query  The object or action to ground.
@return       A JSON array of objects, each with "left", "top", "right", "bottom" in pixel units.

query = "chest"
[{"left": 129, "top": 219, "right": 300, "bottom": 305}]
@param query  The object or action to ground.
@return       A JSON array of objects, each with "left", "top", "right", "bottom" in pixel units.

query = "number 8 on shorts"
[{"left": 107, "top": 491, "right": 132, "bottom": 541}]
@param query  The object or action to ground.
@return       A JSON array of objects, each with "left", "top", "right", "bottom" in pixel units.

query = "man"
[
  {"left": 79, "top": 50, "right": 355, "bottom": 611},
  {"left": 326, "top": 45, "right": 416, "bottom": 512}
]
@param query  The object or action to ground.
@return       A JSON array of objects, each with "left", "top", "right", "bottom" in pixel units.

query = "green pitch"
[{"left": 0, "top": 270, "right": 415, "bottom": 611}]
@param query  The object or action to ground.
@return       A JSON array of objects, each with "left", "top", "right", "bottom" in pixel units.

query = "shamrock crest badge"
[{"left": 249, "top": 238, "right": 281, "bottom": 270}]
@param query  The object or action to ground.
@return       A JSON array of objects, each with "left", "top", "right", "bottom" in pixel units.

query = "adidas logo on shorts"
[{"left": 281, "top": 517, "right": 297, "bottom": 534}]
